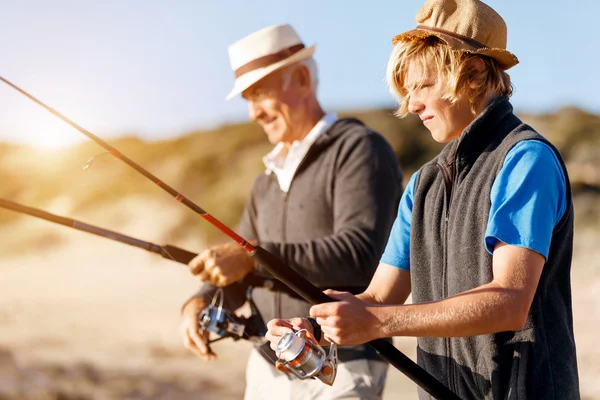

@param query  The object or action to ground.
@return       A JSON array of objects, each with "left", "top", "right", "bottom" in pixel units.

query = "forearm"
[{"left": 376, "top": 281, "right": 528, "bottom": 338}]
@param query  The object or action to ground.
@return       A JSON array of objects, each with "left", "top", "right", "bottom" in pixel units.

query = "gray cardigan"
[{"left": 193, "top": 118, "right": 403, "bottom": 362}]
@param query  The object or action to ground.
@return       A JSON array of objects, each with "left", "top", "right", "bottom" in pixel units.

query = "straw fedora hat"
[
  {"left": 226, "top": 24, "right": 316, "bottom": 100},
  {"left": 392, "top": 0, "right": 519, "bottom": 70}
]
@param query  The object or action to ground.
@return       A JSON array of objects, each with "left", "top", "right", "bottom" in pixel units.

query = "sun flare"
[{"left": 26, "top": 111, "right": 81, "bottom": 150}]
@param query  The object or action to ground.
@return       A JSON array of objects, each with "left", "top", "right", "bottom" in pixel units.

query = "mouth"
[
  {"left": 421, "top": 115, "right": 433, "bottom": 124},
  {"left": 261, "top": 117, "right": 277, "bottom": 130}
]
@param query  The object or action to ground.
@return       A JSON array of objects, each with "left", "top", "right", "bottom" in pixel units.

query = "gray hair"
[{"left": 282, "top": 57, "right": 319, "bottom": 91}]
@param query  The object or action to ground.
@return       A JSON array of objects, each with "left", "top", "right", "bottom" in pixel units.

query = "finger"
[
  {"left": 321, "top": 327, "right": 341, "bottom": 345},
  {"left": 267, "top": 324, "right": 294, "bottom": 340},
  {"left": 185, "top": 340, "right": 207, "bottom": 358},
  {"left": 195, "top": 337, "right": 217, "bottom": 360},
  {"left": 323, "top": 289, "right": 355, "bottom": 301},
  {"left": 315, "top": 316, "right": 330, "bottom": 327},
  {"left": 323, "top": 288, "right": 345, "bottom": 296},
  {"left": 209, "top": 265, "right": 222, "bottom": 280},
  {"left": 309, "top": 302, "right": 340, "bottom": 319},
  {"left": 189, "top": 328, "right": 212, "bottom": 356},
  {"left": 207, "top": 267, "right": 223, "bottom": 286},
  {"left": 183, "top": 331, "right": 209, "bottom": 358},
  {"left": 266, "top": 319, "right": 295, "bottom": 336},
  {"left": 315, "top": 314, "right": 343, "bottom": 330},
  {"left": 198, "top": 270, "right": 211, "bottom": 282},
  {"left": 288, "top": 317, "right": 308, "bottom": 331},
  {"left": 267, "top": 318, "right": 294, "bottom": 329},
  {"left": 188, "top": 256, "right": 205, "bottom": 275},
  {"left": 200, "top": 330, "right": 217, "bottom": 360},
  {"left": 215, "top": 275, "right": 229, "bottom": 287}
]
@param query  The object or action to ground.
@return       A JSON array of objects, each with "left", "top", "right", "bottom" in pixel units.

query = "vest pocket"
[
  {"left": 485, "top": 336, "right": 532, "bottom": 399},
  {"left": 504, "top": 340, "right": 530, "bottom": 400}
]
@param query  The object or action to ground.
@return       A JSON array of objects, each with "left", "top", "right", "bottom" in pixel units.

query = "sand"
[{"left": 0, "top": 204, "right": 597, "bottom": 399}]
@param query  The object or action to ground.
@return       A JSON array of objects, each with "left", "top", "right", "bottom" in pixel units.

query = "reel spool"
[
  {"left": 198, "top": 287, "right": 267, "bottom": 344},
  {"left": 276, "top": 329, "right": 338, "bottom": 386},
  {"left": 199, "top": 288, "right": 246, "bottom": 340}
]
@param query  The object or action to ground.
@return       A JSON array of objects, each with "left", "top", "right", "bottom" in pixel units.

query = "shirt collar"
[{"left": 262, "top": 112, "right": 338, "bottom": 172}]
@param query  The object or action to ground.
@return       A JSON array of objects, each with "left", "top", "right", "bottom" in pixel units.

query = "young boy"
[{"left": 266, "top": 1, "right": 580, "bottom": 398}]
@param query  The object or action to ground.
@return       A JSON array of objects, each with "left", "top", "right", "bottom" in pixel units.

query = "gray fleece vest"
[{"left": 411, "top": 98, "right": 579, "bottom": 399}]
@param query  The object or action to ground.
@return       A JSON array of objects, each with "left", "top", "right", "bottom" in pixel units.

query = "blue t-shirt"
[{"left": 380, "top": 140, "right": 567, "bottom": 270}]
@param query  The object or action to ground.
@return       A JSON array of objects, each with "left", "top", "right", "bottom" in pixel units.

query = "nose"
[
  {"left": 407, "top": 94, "right": 425, "bottom": 115},
  {"left": 248, "top": 100, "right": 265, "bottom": 122}
]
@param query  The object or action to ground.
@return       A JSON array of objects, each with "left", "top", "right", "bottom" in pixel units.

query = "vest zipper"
[{"left": 438, "top": 160, "right": 457, "bottom": 393}]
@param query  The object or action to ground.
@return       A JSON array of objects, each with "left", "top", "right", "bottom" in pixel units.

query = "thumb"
[{"left": 323, "top": 289, "right": 355, "bottom": 301}]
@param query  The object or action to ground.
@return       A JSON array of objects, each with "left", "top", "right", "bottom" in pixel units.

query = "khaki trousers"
[{"left": 244, "top": 347, "right": 388, "bottom": 400}]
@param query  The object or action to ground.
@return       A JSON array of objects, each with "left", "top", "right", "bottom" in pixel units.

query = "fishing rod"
[
  {"left": 0, "top": 76, "right": 461, "bottom": 400},
  {"left": 0, "top": 197, "right": 197, "bottom": 264},
  {"left": 0, "top": 197, "right": 270, "bottom": 344},
  {"left": 0, "top": 197, "right": 277, "bottom": 291}
]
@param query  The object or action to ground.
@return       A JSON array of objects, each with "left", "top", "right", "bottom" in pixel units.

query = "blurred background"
[{"left": 0, "top": 1, "right": 598, "bottom": 398}]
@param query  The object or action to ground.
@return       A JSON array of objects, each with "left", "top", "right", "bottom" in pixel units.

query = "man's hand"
[
  {"left": 310, "top": 289, "right": 383, "bottom": 346},
  {"left": 179, "top": 297, "right": 216, "bottom": 360},
  {"left": 188, "top": 242, "right": 255, "bottom": 287}
]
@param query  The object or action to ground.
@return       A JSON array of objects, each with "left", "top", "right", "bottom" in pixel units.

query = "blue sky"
[{"left": 0, "top": 0, "right": 597, "bottom": 148}]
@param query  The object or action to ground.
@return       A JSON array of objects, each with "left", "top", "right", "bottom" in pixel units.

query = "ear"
[
  {"left": 471, "top": 57, "right": 486, "bottom": 73},
  {"left": 291, "top": 64, "right": 312, "bottom": 96},
  {"left": 467, "top": 57, "right": 487, "bottom": 89}
]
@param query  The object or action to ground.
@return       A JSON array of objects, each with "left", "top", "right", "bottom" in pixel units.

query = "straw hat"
[
  {"left": 226, "top": 24, "right": 316, "bottom": 100},
  {"left": 392, "top": 0, "right": 519, "bottom": 70}
]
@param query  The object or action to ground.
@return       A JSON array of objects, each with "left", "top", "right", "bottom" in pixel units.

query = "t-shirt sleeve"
[
  {"left": 485, "top": 140, "right": 567, "bottom": 260},
  {"left": 380, "top": 171, "right": 419, "bottom": 270}
]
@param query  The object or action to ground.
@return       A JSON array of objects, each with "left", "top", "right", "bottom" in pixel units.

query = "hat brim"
[
  {"left": 392, "top": 29, "right": 519, "bottom": 70},
  {"left": 226, "top": 44, "right": 316, "bottom": 100}
]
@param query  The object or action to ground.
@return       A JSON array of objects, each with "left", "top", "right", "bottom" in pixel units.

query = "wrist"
[
  {"left": 370, "top": 305, "right": 391, "bottom": 339},
  {"left": 182, "top": 297, "right": 207, "bottom": 315}
]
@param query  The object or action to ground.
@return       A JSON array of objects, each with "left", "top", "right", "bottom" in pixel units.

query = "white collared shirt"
[{"left": 263, "top": 112, "right": 338, "bottom": 192}]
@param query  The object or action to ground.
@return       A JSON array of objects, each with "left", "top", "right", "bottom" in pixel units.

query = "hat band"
[
  {"left": 234, "top": 44, "right": 305, "bottom": 78},
  {"left": 416, "top": 25, "right": 487, "bottom": 49}
]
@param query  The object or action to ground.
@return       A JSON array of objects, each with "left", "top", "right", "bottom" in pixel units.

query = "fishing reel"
[
  {"left": 276, "top": 329, "right": 338, "bottom": 386},
  {"left": 198, "top": 287, "right": 266, "bottom": 344}
]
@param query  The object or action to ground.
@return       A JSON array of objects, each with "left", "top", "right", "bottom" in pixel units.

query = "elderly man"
[
  {"left": 179, "top": 24, "right": 403, "bottom": 399},
  {"left": 266, "top": 1, "right": 580, "bottom": 399}
]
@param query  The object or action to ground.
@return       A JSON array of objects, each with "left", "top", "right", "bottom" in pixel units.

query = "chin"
[
  {"left": 429, "top": 131, "right": 448, "bottom": 144},
  {"left": 265, "top": 131, "right": 284, "bottom": 145}
]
